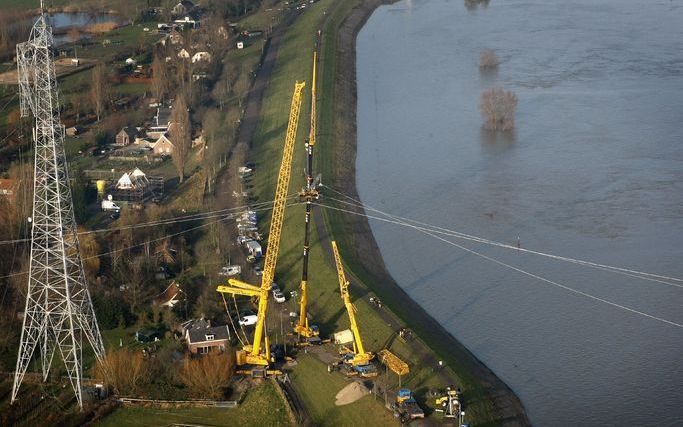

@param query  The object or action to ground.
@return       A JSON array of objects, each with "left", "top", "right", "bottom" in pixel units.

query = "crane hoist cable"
[
  {"left": 216, "top": 81, "right": 306, "bottom": 367},
  {"left": 221, "top": 293, "right": 246, "bottom": 347},
  {"left": 295, "top": 51, "right": 320, "bottom": 339}
]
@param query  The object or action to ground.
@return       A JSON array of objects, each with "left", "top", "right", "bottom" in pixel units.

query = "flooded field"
[{"left": 356, "top": 0, "right": 683, "bottom": 425}]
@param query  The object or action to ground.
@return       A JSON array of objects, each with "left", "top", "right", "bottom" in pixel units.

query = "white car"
[
  {"left": 238, "top": 315, "right": 258, "bottom": 326},
  {"left": 272, "top": 289, "right": 286, "bottom": 303},
  {"left": 254, "top": 265, "right": 263, "bottom": 276},
  {"left": 219, "top": 265, "right": 241, "bottom": 276}
]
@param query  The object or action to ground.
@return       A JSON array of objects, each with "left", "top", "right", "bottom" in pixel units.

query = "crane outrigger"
[{"left": 217, "top": 81, "right": 305, "bottom": 370}]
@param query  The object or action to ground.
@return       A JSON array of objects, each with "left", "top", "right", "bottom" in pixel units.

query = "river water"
[{"left": 355, "top": 0, "right": 683, "bottom": 425}]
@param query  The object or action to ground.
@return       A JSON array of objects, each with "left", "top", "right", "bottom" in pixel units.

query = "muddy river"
[{"left": 356, "top": 0, "right": 683, "bottom": 425}]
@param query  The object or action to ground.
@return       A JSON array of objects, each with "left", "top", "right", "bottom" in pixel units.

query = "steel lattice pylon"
[{"left": 12, "top": 11, "right": 104, "bottom": 409}]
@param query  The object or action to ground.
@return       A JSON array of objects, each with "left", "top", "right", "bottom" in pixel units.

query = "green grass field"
[
  {"left": 289, "top": 353, "right": 398, "bottom": 426},
  {"left": 96, "top": 380, "right": 291, "bottom": 427}
]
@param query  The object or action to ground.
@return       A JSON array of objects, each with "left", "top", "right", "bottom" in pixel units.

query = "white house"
[
  {"left": 116, "top": 168, "right": 150, "bottom": 190},
  {"left": 152, "top": 134, "right": 175, "bottom": 155},
  {"left": 191, "top": 51, "right": 211, "bottom": 63}
]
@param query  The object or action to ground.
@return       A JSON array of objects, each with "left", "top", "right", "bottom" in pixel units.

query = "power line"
[
  {"left": 312, "top": 198, "right": 683, "bottom": 329},
  {"left": 0, "top": 201, "right": 300, "bottom": 282},
  {"left": 0, "top": 194, "right": 300, "bottom": 246},
  {"left": 322, "top": 185, "right": 683, "bottom": 287}
]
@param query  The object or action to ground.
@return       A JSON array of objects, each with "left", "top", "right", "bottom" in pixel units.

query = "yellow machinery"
[
  {"left": 435, "top": 387, "right": 463, "bottom": 419},
  {"left": 294, "top": 51, "right": 320, "bottom": 340},
  {"left": 331, "top": 241, "right": 375, "bottom": 371},
  {"left": 217, "top": 81, "right": 305, "bottom": 367},
  {"left": 378, "top": 349, "right": 409, "bottom": 386}
]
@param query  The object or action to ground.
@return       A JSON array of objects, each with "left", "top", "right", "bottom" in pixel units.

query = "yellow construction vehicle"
[
  {"left": 434, "top": 387, "right": 463, "bottom": 419},
  {"left": 294, "top": 51, "right": 321, "bottom": 342},
  {"left": 216, "top": 81, "right": 305, "bottom": 370},
  {"left": 329, "top": 241, "right": 377, "bottom": 377}
]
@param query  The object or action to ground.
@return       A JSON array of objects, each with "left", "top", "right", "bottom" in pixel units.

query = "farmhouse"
[
  {"left": 181, "top": 318, "right": 230, "bottom": 355},
  {"left": 115, "top": 126, "right": 138, "bottom": 146}
]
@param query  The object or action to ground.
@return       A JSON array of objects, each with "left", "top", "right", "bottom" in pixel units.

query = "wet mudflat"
[{"left": 356, "top": 0, "right": 683, "bottom": 425}]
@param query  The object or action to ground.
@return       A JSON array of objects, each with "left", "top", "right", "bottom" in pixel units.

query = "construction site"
[
  {"left": 0, "top": 1, "right": 507, "bottom": 426},
  {"left": 16, "top": 0, "right": 683, "bottom": 425}
]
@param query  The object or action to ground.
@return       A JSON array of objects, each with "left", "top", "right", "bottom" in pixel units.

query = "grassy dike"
[{"left": 248, "top": 1, "right": 529, "bottom": 426}]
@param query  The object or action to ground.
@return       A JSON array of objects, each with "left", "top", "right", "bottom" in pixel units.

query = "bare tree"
[
  {"left": 151, "top": 54, "right": 169, "bottom": 102},
  {"left": 233, "top": 67, "right": 251, "bottom": 109},
  {"left": 0, "top": 9, "right": 31, "bottom": 60},
  {"left": 177, "top": 352, "right": 235, "bottom": 399},
  {"left": 480, "top": 87, "right": 518, "bottom": 131},
  {"left": 78, "top": 226, "right": 101, "bottom": 283},
  {"left": 94, "top": 348, "right": 149, "bottom": 396},
  {"left": 479, "top": 49, "right": 500, "bottom": 69},
  {"left": 211, "top": 76, "right": 232, "bottom": 110},
  {"left": 67, "top": 27, "right": 81, "bottom": 59},
  {"left": 202, "top": 109, "right": 221, "bottom": 192},
  {"left": 90, "top": 63, "right": 110, "bottom": 122},
  {"left": 170, "top": 94, "right": 192, "bottom": 183}
]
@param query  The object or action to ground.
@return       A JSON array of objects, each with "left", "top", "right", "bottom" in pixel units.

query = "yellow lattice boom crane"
[
  {"left": 216, "top": 81, "right": 305, "bottom": 368},
  {"left": 295, "top": 51, "right": 320, "bottom": 340},
  {"left": 331, "top": 241, "right": 376, "bottom": 374}
]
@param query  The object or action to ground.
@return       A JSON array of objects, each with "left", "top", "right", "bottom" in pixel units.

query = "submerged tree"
[
  {"left": 465, "top": 0, "right": 491, "bottom": 11},
  {"left": 479, "top": 49, "right": 500, "bottom": 69},
  {"left": 480, "top": 87, "right": 518, "bottom": 131}
]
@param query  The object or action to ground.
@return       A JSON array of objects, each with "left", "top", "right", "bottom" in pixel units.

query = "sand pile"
[{"left": 335, "top": 381, "right": 370, "bottom": 406}]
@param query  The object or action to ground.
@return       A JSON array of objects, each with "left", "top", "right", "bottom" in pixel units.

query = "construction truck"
[
  {"left": 389, "top": 388, "right": 424, "bottom": 423},
  {"left": 435, "top": 387, "right": 463, "bottom": 419}
]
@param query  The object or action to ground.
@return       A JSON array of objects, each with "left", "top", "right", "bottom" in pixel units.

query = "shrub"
[
  {"left": 94, "top": 348, "right": 149, "bottom": 396},
  {"left": 480, "top": 87, "right": 518, "bottom": 131},
  {"left": 178, "top": 352, "right": 235, "bottom": 399},
  {"left": 479, "top": 49, "right": 500, "bottom": 69}
]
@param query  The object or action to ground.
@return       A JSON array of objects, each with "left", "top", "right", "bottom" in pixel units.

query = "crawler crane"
[
  {"left": 294, "top": 51, "right": 321, "bottom": 342},
  {"left": 217, "top": 81, "right": 305, "bottom": 369},
  {"left": 330, "top": 241, "right": 377, "bottom": 377}
]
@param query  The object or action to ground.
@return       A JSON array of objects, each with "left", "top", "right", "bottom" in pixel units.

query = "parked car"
[
  {"left": 273, "top": 289, "right": 286, "bottom": 303},
  {"left": 238, "top": 315, "right": 258, "bottom": 326},
  {"left": 253, "top": 265, "right": 263, "bottom": 276},
  {"left": 219, "top": 265, "right": 241, "bottom": 276},
  {"left": 270, "top": 282, "right": 280, "bottom": 292}
]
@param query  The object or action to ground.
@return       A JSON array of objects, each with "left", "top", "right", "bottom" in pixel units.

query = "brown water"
[{"left": 356, "top": 0, "right": 683, "bottom": 425}]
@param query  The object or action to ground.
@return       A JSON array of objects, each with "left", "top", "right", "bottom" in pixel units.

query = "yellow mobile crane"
[
  {"left": 217, "top": 81, "right": 305, "bottom": 368},
  {"left": 330, "top": 241, "right": 377, "bottom": 377},
  {"left": 294, "top": 51, "right": 321, "bottom": 342}
]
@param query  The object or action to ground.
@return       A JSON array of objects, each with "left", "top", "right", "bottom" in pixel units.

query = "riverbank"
[{"left": 318, "top": 0, "right": 531, "bottom": 425}]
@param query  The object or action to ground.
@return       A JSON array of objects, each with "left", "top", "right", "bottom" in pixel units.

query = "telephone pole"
[{"left": 12, "top": 4, "right": 104, "bottom": 409}]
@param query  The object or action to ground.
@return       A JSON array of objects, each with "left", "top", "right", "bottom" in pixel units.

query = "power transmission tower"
[{"left": 12, "top": 7, "right": 105, "bottom": 409}]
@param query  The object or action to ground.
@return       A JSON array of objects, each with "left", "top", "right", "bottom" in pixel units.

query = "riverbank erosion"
[{"left": 323, "top": 0, "right": 531, "bottom": 425}]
